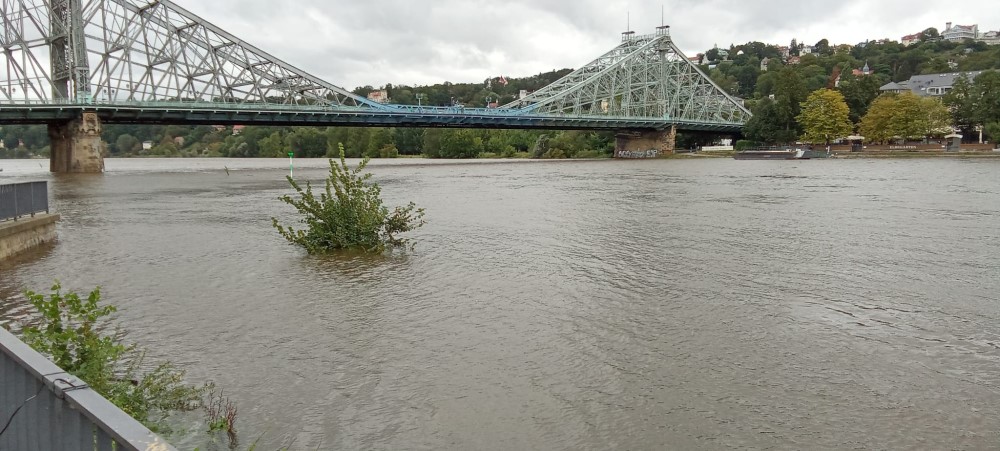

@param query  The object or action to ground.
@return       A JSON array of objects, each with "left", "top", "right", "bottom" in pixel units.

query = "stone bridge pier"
[
  {"left": 48, "top": 112, "right": 106, "bottom": 173},
  {"left": 614, "top": 126, "right": 676, "bottom": 158}
]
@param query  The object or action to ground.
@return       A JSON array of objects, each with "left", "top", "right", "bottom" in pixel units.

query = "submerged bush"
[{"left": 272, "top": 144, "right": 426, "bottom": 254}]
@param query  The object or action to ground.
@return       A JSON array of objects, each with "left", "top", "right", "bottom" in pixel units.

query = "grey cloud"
[{"left": 181, "top": 0, "right": 1000, "bottom": 90}]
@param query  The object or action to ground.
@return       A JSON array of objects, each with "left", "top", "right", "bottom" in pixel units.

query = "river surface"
[{"left": 2, "top": 157, "right": 1000, "bottom": 450}]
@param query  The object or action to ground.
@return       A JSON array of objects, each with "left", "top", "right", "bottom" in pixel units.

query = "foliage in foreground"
[
  {"left": 272, "top": 144, "right": 426, "bottom": 254},
  {"left": 15, "top": 283, "right": 206, "bottom": 430}
]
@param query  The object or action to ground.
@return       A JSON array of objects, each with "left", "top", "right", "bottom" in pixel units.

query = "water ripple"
[{"left": 2, "top": 158, "right": 1000, "bottom": 450}]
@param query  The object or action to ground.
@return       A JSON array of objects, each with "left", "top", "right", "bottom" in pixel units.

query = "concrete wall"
[
  {"left": 830, "top": 143, "right": 998, "bottom": 153},
  {"left": 0, "top": 214, "right": 60, "bottom": 260}
]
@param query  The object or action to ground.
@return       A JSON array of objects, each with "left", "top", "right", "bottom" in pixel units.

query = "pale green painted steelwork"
[
  {"left": 505, "top": 27, "right": 752, "bottom": 125},
  {"left": 0, "top": 2, "right": 749, "bottom": 129}
]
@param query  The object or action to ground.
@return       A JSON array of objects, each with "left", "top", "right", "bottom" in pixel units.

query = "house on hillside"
[
  {"left": 880, "top": 71, "right": 987, "bottom": 97},
  {"left": 941, "top": 22, "right": 979, "bottom": 42},
  {"left": 981, "top": 30, "right": 1000, "bottom": 45},
  {"left": 878, "top": 82, "right": 910, "bottom": 94},
  {"left": 367, "top": 90, "right": 389, "bottom": 104},
  {"left": 901, "top": 33, "right": 922, "bottom": 46},
  {"left": 851, "top": 62, "right": 872, "bottom": 77}
]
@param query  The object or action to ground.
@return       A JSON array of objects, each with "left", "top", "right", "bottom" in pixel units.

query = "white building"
[
  {"left": 880, "top": 71, "right": 988, "bottom": 97},
  {"left": 941, "top": 22, "right": 979, "bottom": 42},
  {"left": 901, "top": 33, "right": 922, "bottom": 46},
  {"left": 366, "top": 90, "right": 389, "bottom": 104},
  {"left": 981, "top": 30, "right": 1000, "bottom": 45}
]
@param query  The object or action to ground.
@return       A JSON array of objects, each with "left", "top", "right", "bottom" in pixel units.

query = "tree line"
[
  {"left": 0, "top": 69, "right": 622, "bottom": 160},
  {"left": 3, "top": 32, "right": 1000, "bottom": 159},
  {"left": 0, "top": 122, "right": 618, "bottom": 160},
  {"left": 704, "top": 34, "right": 1000, "bottom": 145}
]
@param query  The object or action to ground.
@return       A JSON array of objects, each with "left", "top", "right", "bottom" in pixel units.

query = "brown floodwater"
[{"left": 1, "top": 157, "right": 999, "bottom": 450}]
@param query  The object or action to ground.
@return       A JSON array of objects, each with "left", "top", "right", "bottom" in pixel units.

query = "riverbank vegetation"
[
  {"left": 715, "top": 35, "right": 1000, "bottom": 146},
  {"left": 6, "top": 283, "right": 252, "bottom": 447},
  {"left": 7, "top": 283, "right": 208, "bottom": 433},
  {"left": 0, "top": 70, "right": 616, "bottom": 160},
  {"left": 0, "top": 122, "right": 618, "bottom": 161},
  {"left": 796, "top": 89, "right": 853, "bottom": 145},
  {"left": 2, "top": 32, "right": 999, "bottom": 158},
  {"left": 272, "top": 145, "right": 426, "bottom": 254}
]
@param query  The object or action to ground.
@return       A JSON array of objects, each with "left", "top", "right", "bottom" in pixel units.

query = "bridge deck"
[{"left": 0, "top": 102, "right": 745, "bottom": 133}]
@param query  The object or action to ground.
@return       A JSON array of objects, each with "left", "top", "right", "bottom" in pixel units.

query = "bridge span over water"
[{"left": 0, "top": 0, "right": 751, "bottom": 172}]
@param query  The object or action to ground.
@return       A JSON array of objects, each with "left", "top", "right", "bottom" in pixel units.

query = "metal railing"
[
  {"left": 0, "top": 182, "right": 49, "bottom": 222},
  {"left": 0, "top": 99, "right": 748, "bottom": 126},
  {"left": 0, "top": 327, "right": 177, "bottom": 451}
]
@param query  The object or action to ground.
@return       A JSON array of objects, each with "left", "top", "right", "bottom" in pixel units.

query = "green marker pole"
[{"left": 288, "top": 152, "right": 294, "bottom": 178}]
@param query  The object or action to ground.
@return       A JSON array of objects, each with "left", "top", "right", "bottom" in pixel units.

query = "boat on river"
[{"left": 734, "top": 147, "right": 831, "bottom": 160}]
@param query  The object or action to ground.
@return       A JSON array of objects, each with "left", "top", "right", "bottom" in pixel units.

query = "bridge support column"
[
  {"left": 614, "top": 127, "right": 676, "bottom": 159},
  {"left": 48, "top": 112, "right": 105, "bottom": 173}
]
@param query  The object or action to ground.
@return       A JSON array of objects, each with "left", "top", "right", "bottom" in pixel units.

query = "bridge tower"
[
  {"left": 505, "top": 25, "right": 750, "bottom": 158},
  {"left": 48, "top": 0, "right": 104, "bottom": 173}
]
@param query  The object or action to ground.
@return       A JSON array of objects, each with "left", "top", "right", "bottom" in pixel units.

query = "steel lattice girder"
[
  {"left": 504, "top": 32, "right": 752, "bottom": 126},
  {"left": 0, "top": 0, "right": 385, "bottom": 109},
  {"left": 0, "top": 1, "right": 748, "bottom": 130}
]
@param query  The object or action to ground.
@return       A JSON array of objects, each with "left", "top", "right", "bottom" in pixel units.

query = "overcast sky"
[{"left": 181, "top": 0, "right": 999, "bottom": 91}]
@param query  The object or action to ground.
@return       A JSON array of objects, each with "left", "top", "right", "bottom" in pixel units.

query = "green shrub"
[
  {"left": 17, "top": 283, "right": 205, "bottom": 430},
  {"left": 573, "top": 150, "right": 610, "bottom": 159},
  {"left": 541, "top": 148, "right": 568, "bottom": 159},
  {"left": 272, "top": 144, "right": 426, "bottom": 254},
  {"left": 985, "top": 122, "right": 1000, "bottom": 144},
  {"left": 531, "top": 134, "right": 551, "bottom": 158},
  {"left": 379, "top": 144, "right": 400, "bottom": 159}
]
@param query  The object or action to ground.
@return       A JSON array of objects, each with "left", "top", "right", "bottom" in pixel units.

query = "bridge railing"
[
  {"left": 0, "top": 181, "right": 49, "bottom": 222},
  {"left": 0, "top": 327, "right": 177, "bottom": 450},
  {"left": 0, "top": 98, "right": 524, "bottom": 115},
  {"left": 0, "top": 99, "right": 748, "bottom": 130}
]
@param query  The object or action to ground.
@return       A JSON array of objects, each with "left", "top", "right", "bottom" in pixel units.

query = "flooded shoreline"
[{"left": 3, "top": 157, "right": 1000, "bottom": 450}]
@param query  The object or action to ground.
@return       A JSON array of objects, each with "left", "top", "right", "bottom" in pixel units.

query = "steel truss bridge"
[
  {"left": 0, "top": 0, "right": 750, "bottom": 171},
  {"left": 0, "top": 0, "right": 750, "bottom": 130}
]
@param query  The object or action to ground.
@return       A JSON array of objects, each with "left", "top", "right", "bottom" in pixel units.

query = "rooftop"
[
  {"left": 906, "top": 71, "right": 986, "bottom": 89},
  {"left": 883, "top": 71, "right": 990, "bottom": 96}
]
